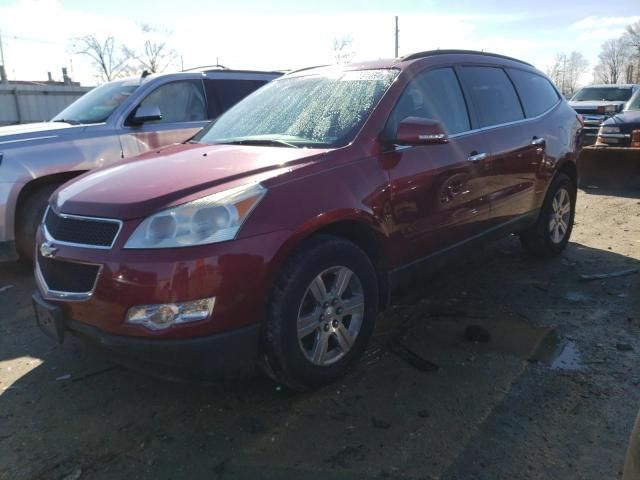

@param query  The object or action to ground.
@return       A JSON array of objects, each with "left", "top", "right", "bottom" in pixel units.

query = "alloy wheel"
[
  {"left": 549, "top": 187, "right": 572, "bottom": 244},
  {"left": 296, "top": 266, "right": 365, "bottom": 366}
]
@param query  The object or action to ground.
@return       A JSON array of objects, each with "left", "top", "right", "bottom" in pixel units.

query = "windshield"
[
  {"left": 52, "top": 80, "right": 140, "bottom": 124},
  {"left": 626, "top": 91, "right": 640, "bottom": 111},
  {"left": 195, "top": 68, "right": 399, "bottom": 148},
  {"left": 571, "top": 87, "right": 634, "bottom": 102}
]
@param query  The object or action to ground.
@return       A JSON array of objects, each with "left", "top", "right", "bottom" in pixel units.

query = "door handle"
[
  {"left": 467, "top": 152, "right": 488, "bottom": 163},
  {"left": 531, "top": 137, "right": 545, "bottom": 146}
]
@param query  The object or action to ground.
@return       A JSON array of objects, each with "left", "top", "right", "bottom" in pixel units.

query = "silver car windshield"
[
  {"left": 196, "top": 68, "right": 399, "bottom": 148},
  {"left": 52, "top": 80, "right": 140, "bottom": 125}
]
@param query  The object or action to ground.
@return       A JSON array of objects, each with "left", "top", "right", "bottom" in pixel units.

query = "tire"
[
  {"left": 15, "top": 183, "right": 60, "bottom": 262},
  {"left": 263, "top": 235, "right": 379, "bottom": 391},
  {"left": 520, "top": 173, "right": 576, "bottom": 258}
]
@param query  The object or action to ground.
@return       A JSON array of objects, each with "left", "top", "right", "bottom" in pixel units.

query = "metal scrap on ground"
[{"left": 579, "top": 269, "right": 639, "bottom": 281}]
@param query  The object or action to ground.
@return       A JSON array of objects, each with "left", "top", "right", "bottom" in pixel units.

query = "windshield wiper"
[
  {"left": 218, "top": 139, "right": 300, "bottom": 149},
  {"left": 53, "top": 119, "right": 81, "bottom": 125}
]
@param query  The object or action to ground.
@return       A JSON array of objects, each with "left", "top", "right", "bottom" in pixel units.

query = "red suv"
[{"left": 33, "top": 50, "right": 580, "bottom": 390}]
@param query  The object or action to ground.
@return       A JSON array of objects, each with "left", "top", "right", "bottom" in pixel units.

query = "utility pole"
[
  {"left": 394, "top": 16, "right": 399, "bottom": 58},
  {"left": 0, "top": 29, "right": 7, "bottom": 84}
]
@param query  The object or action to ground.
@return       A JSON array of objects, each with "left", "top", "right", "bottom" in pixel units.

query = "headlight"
[
  {"left": 600, "top": 126, "right": 620, "bottom": 134},
  {"left": 125, "top": 183, "right": 266, "bottom": 249}
]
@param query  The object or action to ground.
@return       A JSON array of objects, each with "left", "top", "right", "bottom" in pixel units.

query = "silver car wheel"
[
  {"left": 549, "top": 187, "right": 571, "bottom": 244},
  {"left": 296, "top": 266, "right": 365, "bottom": 366}
]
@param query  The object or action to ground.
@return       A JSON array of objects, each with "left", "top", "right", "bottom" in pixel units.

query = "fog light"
[{"left": 126, "top": 297, "right": 215, "bottom": 331}]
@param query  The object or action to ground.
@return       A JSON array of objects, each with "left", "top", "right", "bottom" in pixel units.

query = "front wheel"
[
  {"left": 263, "top": 235, "right": 379, "bottom": 391},
  {"left": 15, "top": 184, "right": 60, "bottom": 262},
  {"left": 520, "top": 173, "right": 576, "bottom": 257}
]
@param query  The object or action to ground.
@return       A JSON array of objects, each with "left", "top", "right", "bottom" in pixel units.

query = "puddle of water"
[{"left": 396, "top": 313, "right": 582, "bottom": 371}]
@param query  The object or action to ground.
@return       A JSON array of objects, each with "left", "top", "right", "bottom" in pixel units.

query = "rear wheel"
[
  {"left": 520, "top": 173, "right": 576, "bottom": 257},
  {"left": 263, "top": 235, "right": 378, "bottom": 391},
  {"left": 15, "top": 184, "right": 60, "bottom": 262}
]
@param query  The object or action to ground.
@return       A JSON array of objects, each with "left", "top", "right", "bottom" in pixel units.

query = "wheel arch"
[
  {"left": 556, "top": 159, "right": 578, "bottom": 191},
  {"left": 14, "top": 171, "right": 85, "bottom": 230},
  {"left": 268, "top": 214, "right": 391, "bottom": 312}
]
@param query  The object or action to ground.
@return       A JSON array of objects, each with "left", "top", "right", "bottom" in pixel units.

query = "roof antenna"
[{"left": 141, "top": 70, "right": 150, "bottom": 79}]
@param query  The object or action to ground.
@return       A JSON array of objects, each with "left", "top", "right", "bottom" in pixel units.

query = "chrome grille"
[{"left": 44, "top": 208, "right": 121, "bottom": 248}]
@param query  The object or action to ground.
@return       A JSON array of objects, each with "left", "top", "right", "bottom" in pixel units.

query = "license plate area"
[{"left": 32, "top": 293, "right": 65, "bottom": 344}]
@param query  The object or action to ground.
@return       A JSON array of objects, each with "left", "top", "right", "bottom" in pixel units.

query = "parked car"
[
  {"left": 32, "top": 50, "right": 580, "bottom": 390},
  {"left": 568, "top": 84, "right": 639, "bottom": 146},
  {"left": 0, "top": 68, "right": 281, "bottom": 261},
  {"left": 596, "top": 89, "right": 640, "bottom": 148}
]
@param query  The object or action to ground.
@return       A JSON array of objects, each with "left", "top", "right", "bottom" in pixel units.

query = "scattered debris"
[
  {"left": 212, "top": 460, "right": 226, "bottom": 478},
  {"left": 371, "top": 416, "right": 391, "bottom": 429},
  {"left": 579, "top": 268, "right": 639, "bottom": 281},
  {"left": 464, "top": 325, "right": 491, "bottom": 343},
  {"left": 55, "top": 374, "right": 72, "bottom": 381},
  {"left": 61, "top": 467, "right": 82, "bottom": 480},
  {"left": 71, "top": 366, "right": 120, "bottom": 383},
  {"left": 330, "top": 411, "right": 349, "bottom": 422},
  {"left": 616, "top": 343, "right": 634, "bottom": 352},
  {"left": 325, "top": 444, "right": 365, "bottom": 468},
  {"left": 237, "top": 417, "right": 267, "bottom": 434},
  {"left": 0, "top": 284, "right": 14, "bottom": 294},
  {"left": 388, "top": 339, "right": 439, "bottom": 373}
]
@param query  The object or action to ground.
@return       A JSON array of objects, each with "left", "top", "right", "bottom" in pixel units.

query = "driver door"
[
  {"left": 120, "top": 79, "right": 209, "bottom": 158},
  {"left": 382, "top": 67, "right": 494, "bottom": 268}
]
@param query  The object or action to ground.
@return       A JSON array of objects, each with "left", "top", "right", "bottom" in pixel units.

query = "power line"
[{"left": 1, "top": 32, "right": 66, "bottom": 46}]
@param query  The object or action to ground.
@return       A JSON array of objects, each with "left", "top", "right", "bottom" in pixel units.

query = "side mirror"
[
  {"left": 393, "top": 117, "right": 448, "bottom": 146},
  {"left": 129, "top": 105, "right": 162, "bottom": 125}
]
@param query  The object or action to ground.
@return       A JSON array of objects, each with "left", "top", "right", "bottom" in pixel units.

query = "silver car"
[{"left": 0, "top": 68, "right": 280, "bottom": 260}]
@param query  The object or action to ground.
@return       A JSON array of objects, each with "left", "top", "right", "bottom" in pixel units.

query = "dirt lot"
[{"left": 1, "top": 187, "right": 639, "bottom": 480}]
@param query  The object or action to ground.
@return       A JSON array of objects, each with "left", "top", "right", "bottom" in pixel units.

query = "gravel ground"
[{"left": 0, "top": 188, "right": 639, "bottom": 480}]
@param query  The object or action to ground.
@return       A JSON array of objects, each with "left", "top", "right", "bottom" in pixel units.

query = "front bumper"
[
  {"left": 0, "top": 181, "right": 24, "bottom": 245},
  {"left": 33, "top": 291, "right": 261, "bottom": 380},
  {"left": 34, "top": 226, "right": 292, "bottom": 339}
]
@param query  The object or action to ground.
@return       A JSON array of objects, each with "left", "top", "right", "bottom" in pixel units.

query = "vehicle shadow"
[{"left": 0, "top": 236, "right": 638, "bottom": 480}]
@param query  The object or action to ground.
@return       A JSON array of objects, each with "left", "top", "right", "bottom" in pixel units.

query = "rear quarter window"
[
  {"left": 508, "top": 69, "right": 559, "bottom": 118},
  {"left": 459, "top": 66, "right": 524, "bottom": 128}
]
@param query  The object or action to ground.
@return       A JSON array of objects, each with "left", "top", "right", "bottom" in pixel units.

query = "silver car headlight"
[
  {"left": 125, "top": 183, "right": 266, "bottom": 249},
  {"left": 600, "top": 126, "right": 620, "bottom": 134}
]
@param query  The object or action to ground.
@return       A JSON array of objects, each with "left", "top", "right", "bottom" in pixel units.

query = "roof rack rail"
[
  {"left": 286, "top": 64, "right": 331, "bottom": 75},
  {"left": 182, "top": 64, "right": 229, "bottom": 72},
  {"left": 401, "top": 49, "right": 533, "bottom": 67}
]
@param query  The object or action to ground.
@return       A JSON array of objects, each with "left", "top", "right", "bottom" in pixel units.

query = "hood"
[
  {"left": 0, "top": 121, "right": 78, "bottom": 146},
  {"left": 53, "top": 143, "right": 328, "bottom": 219},
  {"left": 602, "top": 110, "right": 640, "bottom": 128}
]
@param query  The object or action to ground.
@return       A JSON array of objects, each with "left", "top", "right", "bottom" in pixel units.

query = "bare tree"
[
  {"left": 593, "top": 37, "right": 632, "bottom": 84},
  {"left": 333, "top": 36, "right": 355, "bottom": 64},
  {"left": 124, "top": 24, "right": 178, "bottom": 74},
  {"left": 546, "top": 51, "right": 589, "bottom": 96},
  {"left": 565, "top": 52, "right": 589, "bottom": 94},
  {"left": 72, "top": 35, "right": 130, "bottom": 82},
  {"left": 624, "top": 20, "right": 640, "bottom": 83}
]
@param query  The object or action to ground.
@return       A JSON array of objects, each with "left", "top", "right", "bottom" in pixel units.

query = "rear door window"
[
  {"left": 459, "top": 66, "right": 524, "bottom": 128},
  {"left": 205, "top": 79, "right": 269, "bottom": 118},
  {"left": 508, "top": 69, "right": 559, "bottom": 117},
  {"left": 137, "top": 80, "right": 207, "bottom": 124},
  {"left": 388, "top": 67, "right": 470, "bottom": 135}
]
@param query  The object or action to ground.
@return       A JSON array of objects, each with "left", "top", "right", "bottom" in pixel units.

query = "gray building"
[{"left": 0, "top": 70, "right": 92, "bottom": 125}]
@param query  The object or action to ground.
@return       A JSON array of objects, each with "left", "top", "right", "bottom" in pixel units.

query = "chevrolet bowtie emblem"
[{"left": 39, "top": 241, "right": 58, "bottom": 258}]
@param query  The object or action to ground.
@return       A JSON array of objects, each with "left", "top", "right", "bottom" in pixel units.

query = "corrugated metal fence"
[{"left": 0, "top": 84, "right": 92, "bottom": 126}]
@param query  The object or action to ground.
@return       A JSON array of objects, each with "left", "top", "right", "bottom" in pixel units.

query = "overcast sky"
[{"left": 0, "top": 0, "right": 639, "bottom": 86}]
